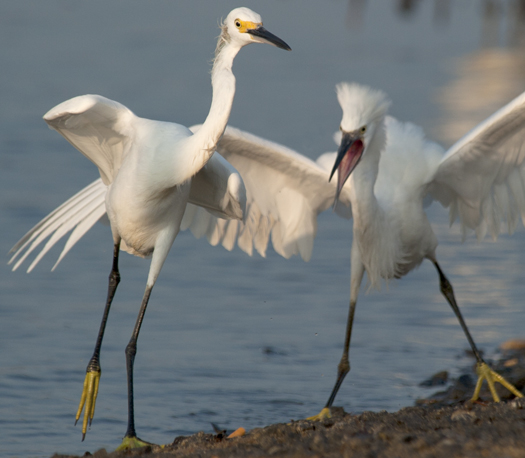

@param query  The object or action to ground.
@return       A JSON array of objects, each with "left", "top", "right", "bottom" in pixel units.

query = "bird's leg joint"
[
  {"left": 109, "top": 270, "right": 120, "bottom": 288},
  {"left": 337, "top": 355, "right": 350, "bottom": 378},
  {"left": 125, "top": 341, "right": 137, "bottom": 364},
  {"left": 439, "top": 277, "right": 454, "bottom": 302},
  {"left": 86, "top": 354, "right": 101, "bottom": 374}
]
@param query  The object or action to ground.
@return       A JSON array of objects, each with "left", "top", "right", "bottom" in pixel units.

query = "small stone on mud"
[
  {"left": 510, "top": 397, "right": 525, "bottom": 409},
  {"left": 504, "top": 358, "right": 519, "bottom": 367},
  {"left": 450, "top": 410, "right": 477, "bottom": 422},
  {"left": 500, "top": 339, "right": 525, "bottom": 352}
]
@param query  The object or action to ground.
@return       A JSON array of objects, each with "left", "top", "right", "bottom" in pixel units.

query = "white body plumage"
[{"left": 321, "top": 82, "right": 525, "bottom": 289}]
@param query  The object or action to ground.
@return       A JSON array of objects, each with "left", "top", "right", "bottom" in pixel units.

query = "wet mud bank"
[{"left": 53, "top": 342, "right": 525, "bottom": 458}]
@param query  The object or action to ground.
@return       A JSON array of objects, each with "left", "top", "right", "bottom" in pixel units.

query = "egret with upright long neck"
[{"left": 15, "top": 8, "right": 290, "bottom": 449}]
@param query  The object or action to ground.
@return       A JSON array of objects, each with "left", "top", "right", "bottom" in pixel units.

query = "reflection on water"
[
  {"left": 482, "top": 0, "right": 525, "bottom": 48},
  {"left": 434, "top": 49, "right": 525, "bottom": 143},
  {"left": 393, "top": 0, "right": 525, "bottom": 33},
  {"left": 432, "top": 0, "right": 525, "bottom": 142},
  {"left": 348, "top": 0, "right": 525, "bottom": 30}
]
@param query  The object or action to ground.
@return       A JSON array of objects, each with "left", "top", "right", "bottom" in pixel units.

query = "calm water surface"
[{"left": 1, "top": 1, "right": 525, "bottom": 457}]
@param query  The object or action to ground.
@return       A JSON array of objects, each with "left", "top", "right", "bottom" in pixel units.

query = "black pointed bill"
[
  {"left": 330, "top": 132, "right": 365, "bottom": 203},
  {"left": 247, "top": 26, "right": 292, "bottom": 51}
]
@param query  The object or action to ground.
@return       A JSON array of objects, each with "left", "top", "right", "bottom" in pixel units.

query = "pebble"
[{"left": 450, "top": 410, "right": 477, "bottom": 422}]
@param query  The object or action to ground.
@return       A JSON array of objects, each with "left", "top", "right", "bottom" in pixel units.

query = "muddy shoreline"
[{"left": 52, "top": 342, "right": 525, "bottom": 458}]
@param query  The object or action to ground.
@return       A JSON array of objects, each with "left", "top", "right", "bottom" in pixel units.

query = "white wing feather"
[
  {"left": 184, "top": 125, "right": 351, "bottom": 261},
  {"left": 43, "top": 95, "right": 136, "bottom": 185},
  {"left": 11, "top": 94, "right": 134, "bottom": 272},
  {"left": 430, "top": 90, "right": 525, "bottom": 239},
  {"left": 9, "top": 179, "right": 107, "bottom": 272},
  {"left": 187, "top": 151, "right": 246, "bottom": 221}
]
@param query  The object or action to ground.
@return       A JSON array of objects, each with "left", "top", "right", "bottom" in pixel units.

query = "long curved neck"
[
  {"left": 348, "top": 121, "right": 386, "bottom": 226},
  {"left": 188, "top": 38, "right": 241, "bottom": 176},
  {"left": 349, "top": 120, "right": 402, "bottom": 288}
]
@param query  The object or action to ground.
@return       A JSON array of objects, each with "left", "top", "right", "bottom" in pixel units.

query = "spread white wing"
[
  {"left": 429, "top": 90, "right": 525, "bottom": 239},
  {"left": 182, "top": 125, "right": 351, "bottom": 261},
  {"left": 10, "top": 123, "right": 351, "bottom": 270},
  {"left": 10, "top": 93, "right": 135, "bottom": 272}
]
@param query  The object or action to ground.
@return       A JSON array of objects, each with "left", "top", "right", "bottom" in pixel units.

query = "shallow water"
[{"left": 1, "top": 1, "right": 524, "bottom": 457}]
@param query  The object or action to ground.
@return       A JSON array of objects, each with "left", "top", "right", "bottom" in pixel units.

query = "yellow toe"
[
  {"left": 471, "top": 362, "right": 524, "bottom": 402},
  {"left": 75, "top": 370, "right": 101, "bottom": 439},
  {"left": 306, "top": 407, "right": 332, "bottom": 421}
]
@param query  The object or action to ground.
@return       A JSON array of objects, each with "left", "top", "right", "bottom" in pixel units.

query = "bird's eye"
[
  {"left": 339, "top": 126, "right": 343, "bottom": 131},
  {"left": 235, "top": 20, "right": 242, "bottom": 28},
  {"left": 360, "top": 126, "right": 367, "bottom": 134}
]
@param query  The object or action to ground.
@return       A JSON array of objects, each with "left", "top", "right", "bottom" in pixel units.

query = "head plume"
[
  {"left": 336, "top": 83, "right": 391, "bottom": 131},
  {"left": 214, "top": 18, "right": 230, "bottom": 59}
]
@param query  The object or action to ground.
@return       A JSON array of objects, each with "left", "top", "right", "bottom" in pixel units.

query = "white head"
[
  {"left": 219, "top": 7, "right": 291, "bottom": 51},
  {"left": 330, "top": 82, "right": 391, "bottom": 200}
]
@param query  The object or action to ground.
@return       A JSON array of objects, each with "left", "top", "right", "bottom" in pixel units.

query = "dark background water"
[{"left": 1, "top": 1, "right": 525, "bottom": 456}]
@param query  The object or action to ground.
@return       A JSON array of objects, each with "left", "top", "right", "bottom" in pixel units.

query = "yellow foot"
[
  {"left": 115, "top": 435, "right": 154, "bottom": 451},
  {"left": 306, "top": 407, "right": 332, "bottom": 421},
  {"left": 75, "top": 370, "right": 101, "bottom": 440},
  {"left": 471, "top": 362, "right": 524, "bottom": 402}
]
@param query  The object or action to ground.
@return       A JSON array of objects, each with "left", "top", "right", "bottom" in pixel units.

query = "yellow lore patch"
[{"left": 234, "top": 19, "right": 260, "bottom": 34}]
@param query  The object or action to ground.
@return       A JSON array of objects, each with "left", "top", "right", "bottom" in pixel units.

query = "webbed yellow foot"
[
  {"left": 75, "top": 369, "right": 101, "bottom": 440},
  {"left": 115, "top": 435, "right": 154, "bottom": 451},
  {"left": 306, "top": 407, "right": 332, "bottom": 421},
  {"left": 471, "top": 362, "right": 524, "bottom": 402}
]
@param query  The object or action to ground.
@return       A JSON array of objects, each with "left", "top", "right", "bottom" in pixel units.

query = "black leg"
[
  {"left": 433, "top": 261, "right": 484, "bottom": 363},
  {"left": 433, "top": 260, "right": 523, "bottom": 401},
  {"left": 325, "top": 299, "right": 357, "bottom": 408},
  {"left": 307, "top": 258, "right": 364, "bottom": 420},
  {"left": 123, "top": 285, "right": 153, "bottom": 442},
  {"left": 115, "top": 226, "right": 181, "bottom": 449},
  {"left": 89, "top": 243, "right": 122, "bottom": 372},
  {"left": 76, "top": 241, "right": 121, "bottom": 440}
]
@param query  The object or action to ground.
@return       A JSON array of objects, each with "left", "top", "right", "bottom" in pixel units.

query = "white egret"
[
  {"left": 312, "top": 82, "right": 525, "bottom": 419},
  {"left": 9, "top": 7, "right": 291, "bottom": 449}
]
